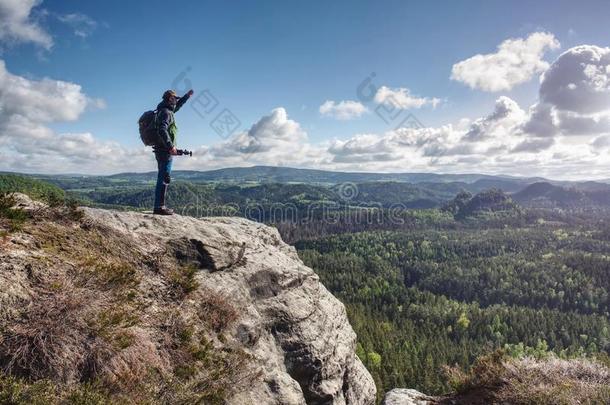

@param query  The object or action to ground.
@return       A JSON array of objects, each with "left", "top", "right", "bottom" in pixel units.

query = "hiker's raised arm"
[{"left": 174, "top": 89, "right": 194, "bottom": 113}]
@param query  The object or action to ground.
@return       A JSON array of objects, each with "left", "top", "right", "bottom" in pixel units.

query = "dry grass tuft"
[
  {"left": 442, "top": 349, "right": 610, "bottom": 405},
  {"left": 502, "top": 356, "right": 610, "bottom": 405},
  {"left": 96, "top": 328, "right": 169, "bottom": 400},
  {"left": 157, "top": 309, "right": 259, "bottom": 405},
  {"left": 197, "top": 288, "right": 240, "bottom": 333},
  {"left": 87, "top": 262, "right": 140, "bottom": 290},
  {"left": 0, "top": 280, "right": 92, "bottom": 383}
]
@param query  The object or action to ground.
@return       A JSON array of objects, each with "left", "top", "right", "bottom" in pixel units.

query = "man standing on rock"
[{"left": 153, "top": 89, "right": 193, "bottom": 215}]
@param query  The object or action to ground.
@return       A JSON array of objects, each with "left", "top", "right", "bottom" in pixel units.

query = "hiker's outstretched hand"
[{"left": 187, "top": 89, "right": 194, "bottom": 97}]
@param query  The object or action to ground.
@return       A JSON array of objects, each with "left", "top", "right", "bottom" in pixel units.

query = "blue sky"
[{"left": 2, "top": 0, "right": 610, "bottom": 178}]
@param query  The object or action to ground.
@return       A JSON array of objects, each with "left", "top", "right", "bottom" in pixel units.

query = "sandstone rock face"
[
  {"left": 86, "top": 209, "right": 376, "bottom": 405},
  {"left": 381, "top": 389, "right": 435, "bottom": 405},
  {"left": 69, "top": 207, "right": 376, "bottom": 404}
]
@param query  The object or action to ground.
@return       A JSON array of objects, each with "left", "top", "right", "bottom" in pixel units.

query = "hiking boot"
[{"left": 153, "top": 206, "right": 174, "bottom": 215}]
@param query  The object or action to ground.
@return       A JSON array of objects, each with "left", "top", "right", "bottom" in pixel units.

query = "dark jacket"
[{"left": 154, "top": 93, "right": 191, "bottom": 151}]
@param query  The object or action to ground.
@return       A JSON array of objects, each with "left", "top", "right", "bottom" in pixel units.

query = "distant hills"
[
  {"left": 104, "top": 165, "right": 547, "bottom": 185},
  {"left": 3, "top": 165, "right": 604, "bottom": 187},
  {"left": 2, "top": 166, "right": 610, "bottom": 210},
  {"left": 513, "top": 182, "right": 610, "bottom": 208}
]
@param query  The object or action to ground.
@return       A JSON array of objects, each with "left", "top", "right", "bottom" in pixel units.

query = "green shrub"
[
  {"left": 168, "top": 265, "right": 199, "bottom": 298},
  {"left": 0, "top": 372, "right": 111, "bottom": 405},
  {"left": 0, "top": 193, "right": 28, "bottom": 232}
]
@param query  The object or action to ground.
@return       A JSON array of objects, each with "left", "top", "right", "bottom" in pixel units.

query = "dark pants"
[{"left": 154, "top": 152, "right": 173, "bottom": 209}]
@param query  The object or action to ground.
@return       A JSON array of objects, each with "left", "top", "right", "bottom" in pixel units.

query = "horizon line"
[{"left": 2, "top": 165, "right": 609, "bottom": 183}]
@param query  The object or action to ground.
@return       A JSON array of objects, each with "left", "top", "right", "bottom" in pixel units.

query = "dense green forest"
[{"left": 296, "top": 212, "right": 610, "bottom": 399}]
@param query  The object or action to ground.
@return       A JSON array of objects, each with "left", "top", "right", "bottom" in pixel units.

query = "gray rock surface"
[
  {"left": 382, "top": 389, "right": 435, "bottom": 405},
  {"left": 74, "top": 207, "right": 376, "bottom": 404}
]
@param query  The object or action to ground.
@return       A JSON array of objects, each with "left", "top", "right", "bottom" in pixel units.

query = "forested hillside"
[
  {"left": 296, "top": 215, "right": 610, "bottom": 399},
  {"left": 0, "top": 174, "right": 65, "bottom": 203}
]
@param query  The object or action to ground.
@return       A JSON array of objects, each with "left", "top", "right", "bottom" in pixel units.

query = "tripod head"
[{"left": 176, "top": 149, "right": 193, "bottom": 156}]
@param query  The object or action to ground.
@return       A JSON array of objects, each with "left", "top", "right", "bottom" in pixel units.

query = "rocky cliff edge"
[{"left": 0, "top": 195, "right": 376, "bottom": 404}]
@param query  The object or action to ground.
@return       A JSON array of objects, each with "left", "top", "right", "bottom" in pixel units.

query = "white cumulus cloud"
[
  {"left": 319, "top": 100, "right": 368, "bottom": 120},
  {"left": 374, "top": 86, "right": 441, "bottom": 109},
  {"left": 463, "top": 96, "right": 526, "bottom": 142},
  {"left": 0, "top": 0, "right": 52, "bottom": 49},
  {"left": 319, "top": 46, "right": 610, "bottom": 178},
  {"left": 451, "top": 32, "right": 560, "bottom": 92},
  {"left": 208, "top": 107, "right": 324, "bottom": 168},
  {"left": 539, "top": 45, "right": 610, "bottom": 114},
  {"left": 0, "top": 59, "right": 148, "bottom": 174},
  {"left": 523, "top": 45, "right": 610, "bottom": 138}
]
